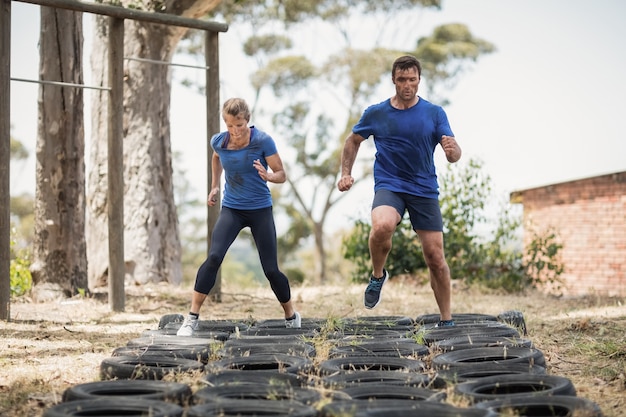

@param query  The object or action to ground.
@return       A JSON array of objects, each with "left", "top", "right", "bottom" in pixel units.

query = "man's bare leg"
[
  {"left": 417, "top": 229, "right": 452, "bottom": 321},
  {"left": 369, "top": 206, "right": 401, "bottom": 277}
]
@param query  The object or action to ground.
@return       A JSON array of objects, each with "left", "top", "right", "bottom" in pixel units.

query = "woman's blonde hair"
[{"left": 222, "top": 98, "right": 250, "bottom": 121}]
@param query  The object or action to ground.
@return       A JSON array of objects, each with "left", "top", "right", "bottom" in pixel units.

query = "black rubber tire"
[
  {"left": 433, "top": 336, "right": 534, "bottom": 352},
  {"left": 254, "top": 317, "right": 324, "bottom": 330},
  {"left": 420, "top": 322, "right": 520, "bottom": 345},
  {"left": 328, "top": 340, "right": 429, "bottom": 358},
  {"left": 205, "top": 353, "right": 313, "bottom": 374},
  {"left": 321, "top": 399, "right": 497, "bottom": 417},
  {"left": 454, "top": 374, "right": 577, "bottom": 404},
  {"left": 474, "top": 395, "right": 604, "bottom": 416},
  {"left": 43, "top": 398, "right": 184, "bottom": 417},
  {"left": 436, "top": 363, "right": 547, "bottom": 384},
  {"left": 186, "top": 399, "right": 318, "bottom": 417},
  {"left": 111, "top": 345, "right": 213, "bottom": 363},
  {"left": 497, "top": 310, "right": 528, "bottom": 336},
  {"left": 61, "top": 380, "right": 191, "bottom": 405},
  {"left": 338, "top": 384, "right": 446, "bottom": 402},
  {"left": 415, "top": 313, "right": 498, "bottom": 325},
  {"left": 127, "top": 335, "right": 221, "bottom": 348},
  {"left": 331, "top": 328, "right": 413, "bottom": 339},
  {"left": 344, "top": 315, "right": 415, "bottom": 326},
  {"left": 143, "top": 328, "right": 231, "bottom": 341},
  {"left": 320, "top": 370, "right": 445, "bottom": 390},
  {"left": 165, "top": 319, "right": 250, "bottom": 333},
  {"left": 202, "top": 370, "right": 307, "bottom": 388},
  {"left": 192, "top": 384, "right": 322, "bottom": 405},
  {"left": 237, "top": 327, "right": 319, "bottom": 338},
  {"left": 100, "top": 355, "right": 204, "bottom": 380},
  {"left": 431, "top": 347, "right": 546, "bottom": 370},
  {"left": 158, "top": 313, "right": 185, "bottom": 330},
  {"left": 318, "top": 356, "right": 425, "bottom": 374},
  {"left": 217, "top": 342, "right": 316, "bottom": 358}
]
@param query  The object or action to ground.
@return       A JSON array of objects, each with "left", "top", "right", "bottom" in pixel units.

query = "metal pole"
[
  {"left": 0, "top": 0, "right": 11, "bottom": 321},
  {"left": 108, "top": 16, "right": 125, "bottom": 311}
]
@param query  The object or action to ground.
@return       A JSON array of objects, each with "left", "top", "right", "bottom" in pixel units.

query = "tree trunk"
[
  {"left": 87, "top": 0, "right": 221, "bottom": 288},
  {"left": 31, "top": 7, "right": 88, "bottom": 300}
]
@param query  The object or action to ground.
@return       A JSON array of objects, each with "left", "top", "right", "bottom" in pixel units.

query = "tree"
[
  {"left": 209, "top": 0, "right": 495, "bottom": 282},
  {"left": 87, "top": 0, "right": 222, "bottom": 289},
  {"left": 31, "top": 7, "right": 88, "bottom": 300}
]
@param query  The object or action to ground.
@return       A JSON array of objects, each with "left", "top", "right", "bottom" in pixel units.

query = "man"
[{"left": 337, "top": 55, "right": 461, "bottom": 327}]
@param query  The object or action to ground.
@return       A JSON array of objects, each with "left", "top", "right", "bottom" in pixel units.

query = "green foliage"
[
  {"left": 524, "top": 226, "right": 565, "bottom": 293},
  {"left": 10, "top": 228, "right": 32, "bottom": 297},
  {"left": 342, "top": 219, "right": 426, "bottom": 283}
]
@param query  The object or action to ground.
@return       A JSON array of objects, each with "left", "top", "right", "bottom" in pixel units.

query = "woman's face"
[{"left": 223, "top": 113, "right": 249, "bottom": 139}]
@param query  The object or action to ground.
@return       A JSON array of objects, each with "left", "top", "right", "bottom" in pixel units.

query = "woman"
[{"left": 177, "top": 98, "right": 301, "bottom": 336}]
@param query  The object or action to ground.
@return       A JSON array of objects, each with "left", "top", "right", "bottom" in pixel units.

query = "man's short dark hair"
[{"left": 392, "top": 55, "right": 422, "bottom": 78}]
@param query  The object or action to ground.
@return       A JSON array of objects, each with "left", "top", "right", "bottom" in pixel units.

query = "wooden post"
[
  {"left": 108, "top": 16, "right": 125, "bottom": 311},
  {"left": 206, "top": 30, "right": 221, "bottom": 302},
  {"left": 0, "top": 0, "right": 11, "bottom": 321}
]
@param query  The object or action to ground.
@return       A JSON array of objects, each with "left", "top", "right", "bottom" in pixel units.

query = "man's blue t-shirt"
[
  {"left": 211, "top": 126, "right": 277, "bottom": 210},
  {"left": 353, "top": 97, "right": 454, "bottom": 199}
]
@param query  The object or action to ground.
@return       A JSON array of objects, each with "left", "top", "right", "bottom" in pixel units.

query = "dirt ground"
[{"left": 1, "top": 279, "right": 625, "bottom": 416}]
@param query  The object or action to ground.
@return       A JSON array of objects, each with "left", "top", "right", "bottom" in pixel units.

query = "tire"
[
  {"left": 420, "top": 322, "right": 520, "bottom": 346},
  {"left": 192, "top": 384, "right": 322, "bottom": 405},
  {"left": 338, "top": 384, "right": 446, "bottom": 402},
  {"left": 202, "top": 370, "right": 307, "bottom": 388},
  {"left": 217, "top": 342, "right": 316, "bottom": 358},
  {"left": 328, "top": 340, "right": 429, "bottom": 358},
  {"left": 333, "top": 328, "right": 413, "bottom": 339},
  {"left": 320, "top": 370, "right": 445, "bottom": 390},
  {"left": 143, "top": 328, "right": 231, "bottom": 341},
  {"left": 431, "top": 347, "right": 546, "bottom": 370},
  {"left": 62, "top": 380, "right": 191, "bottom": 405},
  {"left": 237, "top": 327, "right": 319, "bottom": 338},
  {"left": 127, "top": 335, "right": 222, "bottom": 348},
  {"left": 344, "top": 315, "right": 415, "bottom": 326},
  {"left": 497, "top": 310, "right": 528, "bottom": 336},
  {"left": 454, "top": 374, "right": 577, "bottom": 404},
  {"left": 165, "top": 319, "right": 250, "bottom": 334},
  {"left": 436, "top": 363, "right": 547, "bottom": 384},
  {"left": 321, "top": 399, "right": 497, "bottom": 417},
  {"left": 112, "top": 345, "right": 213, "bottom": 363},
  {"left": 415, "top": 313, "right": 498, "bottom": 326},
  {"left": 186, "top": 399, "right": 318, "bottom": 417},
  {"left": 100, "top": 355, "right": 204, "bottom": 380},
  {"left": 158, "top": 313, "right": 185, "bottom": 330},
  {"left": 318, "top": 356, "right": 425, "bottom": 374},
  {"left": 433, "top": 336, "right": 534, "bottom": 352},
  {"left": 254, "top": 317, "right": 324, "bottom": 330},
  {"left": 43, "top": 398, "right": 184, "bottom": 417},
  {"left": 205, "top": 353, "right": 313, "bottom": 375},
  {"left": 474, "top": 395, "right": 604, "bottom": 416}
]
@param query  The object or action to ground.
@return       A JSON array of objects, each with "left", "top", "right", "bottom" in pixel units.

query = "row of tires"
[{"left": 43, "top": 312, "right": 605, "bottom": 416}]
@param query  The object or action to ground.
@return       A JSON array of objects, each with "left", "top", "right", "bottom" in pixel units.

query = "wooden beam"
[
  {"left": 14, "top": 0, "right": 228, "bottom": 32},
  {"left": 107, "top": 16, "right": 125, "bottom": 312},
  {"left": 206, "top": 30, "right": 221, "bottom": 302},
  {"left": 0, "top": 0, "right": 11, "bottom": 321}
]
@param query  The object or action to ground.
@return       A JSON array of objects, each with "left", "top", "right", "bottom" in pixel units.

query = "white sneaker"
[
  {"left": 285, "top": 312, "right": 301, "bottom": 329},
  {"left": 176, "top": 314, "right": 198, "bottom": 336}
]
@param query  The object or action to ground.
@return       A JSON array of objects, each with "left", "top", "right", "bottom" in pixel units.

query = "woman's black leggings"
[{"left": 193, "top": 206, "right": 291, "bottom": 303}]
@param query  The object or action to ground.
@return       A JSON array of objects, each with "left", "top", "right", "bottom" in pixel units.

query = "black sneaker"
[{"left": 364, "top": 269, "right": 388, "bottom": 309}]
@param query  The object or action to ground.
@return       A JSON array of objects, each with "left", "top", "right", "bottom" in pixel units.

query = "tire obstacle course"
[{"left": 44, "top": 311, "right": 605, "bottom": 416}]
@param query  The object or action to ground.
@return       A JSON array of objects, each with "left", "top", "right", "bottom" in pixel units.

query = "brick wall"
[{"left": 512, "top": 171, "right": 626, "bottom": 297}]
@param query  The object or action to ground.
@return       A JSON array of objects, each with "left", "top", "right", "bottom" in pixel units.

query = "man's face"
[{"left": 392, "top": 67, "right": 420, "bottom": 101}]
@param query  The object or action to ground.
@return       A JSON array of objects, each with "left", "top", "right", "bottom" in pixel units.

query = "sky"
[{"left": 8, "top": 0, "right": 626, "bottom": 232}]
